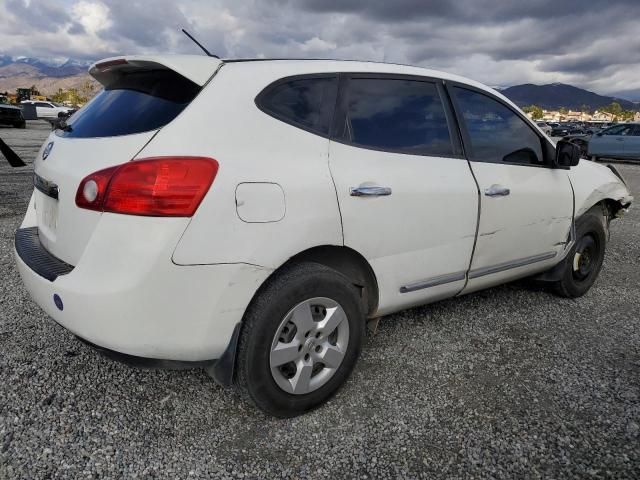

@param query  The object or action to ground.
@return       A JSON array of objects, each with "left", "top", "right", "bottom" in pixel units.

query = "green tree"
[
  {"left": 602, "top": 102, "right": 623, "bottom": 120},
  {"left": 51, "top": 88, "right": 66, "bottom": 104},
  {"left": 523, "top": 104, "right": 543, "bottom": 120},
  {"left": 80, "top": 80, "right": 95, "bottom": 103}
]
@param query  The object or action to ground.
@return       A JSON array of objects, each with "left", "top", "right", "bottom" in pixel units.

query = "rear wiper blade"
[{"left": 0, "top": 137, "right": 26, "bottom": 167}]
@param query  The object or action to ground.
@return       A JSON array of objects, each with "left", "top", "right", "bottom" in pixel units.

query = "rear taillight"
[{"left": 75, "top": 157, "right": 218, "bottom": 217}]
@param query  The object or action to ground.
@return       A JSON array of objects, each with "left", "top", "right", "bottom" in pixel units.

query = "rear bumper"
[{"left": 14, "top": 217, "right": 271, "bottom": 362}]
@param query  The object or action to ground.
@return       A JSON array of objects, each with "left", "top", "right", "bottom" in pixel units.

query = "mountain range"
[
  {"left": 0, "top": 55, "right": 95, "bottom": 95},
  {"left": 499, "top": 83, "right": 639, "bottom": 111},
  {"left": 1, "top": 55, "right": 639, "bottom": 111}
]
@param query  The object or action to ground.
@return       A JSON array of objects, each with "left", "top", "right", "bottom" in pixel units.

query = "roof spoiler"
[{"left": 89, "top": 55, "right": 223, "bottom": 87}]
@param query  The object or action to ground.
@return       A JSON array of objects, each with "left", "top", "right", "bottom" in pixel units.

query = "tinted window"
[
  {"left": 605, "top": 124, "right": 635, "bottom": 136},
  {"left": 258, "top": 77, "right": 337, "bottom": 135},
  {"left": 631, "top": 125, "right": 640, "bottom": 136},
  {"left": 341, "top": 78, "right": 453, "bottom": 156},
  {"left": 58, "top": 70, "right": 200, "bottom": 138},
  {"left": 453, "top": 87, "right": 544, "bottom": 165},
  {"left": 36, "top": 102, "right": 52, "bottom": 108}
]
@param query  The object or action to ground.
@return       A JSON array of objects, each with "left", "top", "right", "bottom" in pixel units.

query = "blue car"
[{"left": 588, "top": 123, "right": 640, "bottom": 160}]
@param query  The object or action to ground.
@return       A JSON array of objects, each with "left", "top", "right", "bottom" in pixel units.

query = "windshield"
[{"left": 57, "top": 69, "right": 201, "bottom": 138}]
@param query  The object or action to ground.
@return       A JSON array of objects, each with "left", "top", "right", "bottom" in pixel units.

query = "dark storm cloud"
[
  {"left": 297, "top": 0, "right": 639, "bottom": 22},
  {"left": 277, "top": 0, "right": 640, "bottom": 88},
  {"left": 99, "top": 0, "right": 191, "bottom": 47},
  {"left": 0, "top": 0, "right": 638, "bottom": 95}
]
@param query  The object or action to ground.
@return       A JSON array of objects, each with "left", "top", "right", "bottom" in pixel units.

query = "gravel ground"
[{"left": 1, "top": 122, "right": 639, "bottom": 479}]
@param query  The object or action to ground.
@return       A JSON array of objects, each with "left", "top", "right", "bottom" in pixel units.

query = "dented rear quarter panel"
[{"left": 568, "top": 160, "right": 633, "bottom": 217}]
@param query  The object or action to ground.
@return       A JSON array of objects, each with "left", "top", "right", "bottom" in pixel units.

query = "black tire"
[
  {"left": 13, "top": 121, "right": 26, "bottom": 129},
  {"left": 236, "top": 262, "right": 365, "bottom": 417},
  {"left": 553, "top": 208, "right": 607, "bottom": 298}
]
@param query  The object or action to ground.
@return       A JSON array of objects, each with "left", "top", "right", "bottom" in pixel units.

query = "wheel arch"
[{"left": 281, "top": 245, "right": 379, "bottom": 317}]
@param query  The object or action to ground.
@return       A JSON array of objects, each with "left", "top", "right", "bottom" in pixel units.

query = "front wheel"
[
  {"left": 553, "top": 208, "right": 607, "bottom": 298},
  {"left": 235, "top": 262, "right": 365, "bottom": 417}
]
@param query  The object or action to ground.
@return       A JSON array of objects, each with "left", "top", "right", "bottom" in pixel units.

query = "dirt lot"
[{"left": 1, "top": 122, "right": 639, "bottom": 479}]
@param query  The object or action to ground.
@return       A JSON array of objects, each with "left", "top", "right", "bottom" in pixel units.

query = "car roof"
[
  {"left": 224, "top": 57, "right": 484, "bottom": 86},
  {"left": 92, "top": 54, "right": 523, "bottom": 113}
]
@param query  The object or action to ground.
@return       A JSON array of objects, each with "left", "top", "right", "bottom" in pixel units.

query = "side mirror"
[{"left": 554, "top": 139, "right": 580, "bottom": 169}]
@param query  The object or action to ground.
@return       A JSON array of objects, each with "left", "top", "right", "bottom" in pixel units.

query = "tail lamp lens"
[{"left": 75, "top": 157, "right": 218, "bottom": 217}]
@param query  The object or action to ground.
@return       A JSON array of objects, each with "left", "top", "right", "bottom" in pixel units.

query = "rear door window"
[
  {"left": 58, "top": 70, "right": 201, "bottom": 138},
  {"left": 452, "top": 87, "right": 545, "bottom": 166},
  {"left": 338, "top": 78, "right": 453, "bottom": 156},
  {"left": 257, "top": 76, "right": 338, "bottom": 136}
]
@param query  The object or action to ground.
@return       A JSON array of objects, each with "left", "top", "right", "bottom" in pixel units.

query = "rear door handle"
[
  {"left": 484, "top": 184, "right": 510, "bottom": 197},
  {"left": 350, "top": 185, "right": 392, "bottom": 197}
]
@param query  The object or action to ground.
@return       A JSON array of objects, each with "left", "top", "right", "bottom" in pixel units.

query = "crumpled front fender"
[{"left": 569, "top": 160, "right": 633, "bottom": 217}]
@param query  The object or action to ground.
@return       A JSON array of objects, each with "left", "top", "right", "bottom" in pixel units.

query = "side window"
[
  {"left": 340, "top": 78, "right": 453, "bottom": 156},
  {"left": 602, "top": 125, "right": 626, "bottom": 135},
  {"left": 257, "top": 76, "right": 337, "bottom": 136},
  {"left": 36, "top": 102, "right": 52, "bottom": 108},
  {"left": 632, "top": 125, "right": 640, "bottom": 136},
  {"left": 453, "top": 87, "right": 545, "bottom": 165},
  {"left": 620, "top": 125, "right": 635, "bottom": 136}
]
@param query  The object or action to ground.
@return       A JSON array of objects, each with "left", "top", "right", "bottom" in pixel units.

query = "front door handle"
[
  {"left": 484, "top": 184, "right": 510, "bottom": 197},
  {"left": 350, "top": 185, "right": 392, "bottom": 197}
]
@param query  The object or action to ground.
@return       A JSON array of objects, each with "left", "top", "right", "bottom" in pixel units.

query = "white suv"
[
  {"left": 20, "top": 100, "right": 73, "bottom": 119},
  {"left": 14, "top": 55, "right": 633, "bottom": 417}
]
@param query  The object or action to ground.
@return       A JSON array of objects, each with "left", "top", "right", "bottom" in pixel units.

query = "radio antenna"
[{"left": 181, "top": 29, "right": 219, "bottom": 59}]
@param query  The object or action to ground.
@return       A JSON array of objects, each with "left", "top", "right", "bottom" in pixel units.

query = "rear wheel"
[
  {"left": 236, "top": 262, "right": 364, "bottom": 417},
  {"left": 553, "top": 209, "right": 607, "bottom": 298}
]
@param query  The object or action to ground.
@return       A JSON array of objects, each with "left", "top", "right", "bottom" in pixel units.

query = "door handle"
[
  {"left": 350, "top": 185, "right": 392, "bottom": 197},
  {"left": 484, "top": 184, "right": 510, "bottom": 197}
]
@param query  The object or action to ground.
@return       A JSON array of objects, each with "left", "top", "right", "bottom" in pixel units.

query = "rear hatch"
[{"left": 32, "top": 55, "right": 222, "bottom": 265}]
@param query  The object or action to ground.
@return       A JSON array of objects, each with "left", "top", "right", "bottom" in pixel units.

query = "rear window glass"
[
  {"left": 57, "top": 70, "right": 200, "bottom": 138},
  {"left": 257, "top": 76, "right": 337, "bottom": 135}
]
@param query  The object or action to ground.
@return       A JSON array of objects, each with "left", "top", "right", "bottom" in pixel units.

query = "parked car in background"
[
  {"left": 551, "top": 124, "right": 584, "bottom": 137},
  {"left": 13, "top": 55, "right": 633, "bottom": 417},
  {"left": 20, "top": 100, "right": 73, "bottom": 119},
  {"left": 0, "top": 96, "right": 26, "bottom": 128},
  {"left": 536, "top": 121, "right": 552, "bottom": 135},
  {"left": 588, "top": 123, "right": 640, "bottom": 161}
]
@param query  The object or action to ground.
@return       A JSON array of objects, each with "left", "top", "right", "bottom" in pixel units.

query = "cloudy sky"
[{"left": 1, "top": 0, "right": 639, "bottom": 97}]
